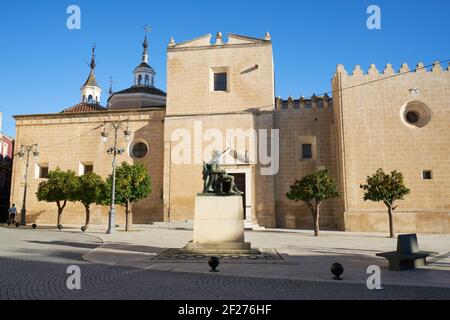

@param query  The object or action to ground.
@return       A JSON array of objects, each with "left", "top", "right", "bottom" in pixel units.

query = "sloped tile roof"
[{"left": 61, "top": 103, "right": 107, "bottom": 113}]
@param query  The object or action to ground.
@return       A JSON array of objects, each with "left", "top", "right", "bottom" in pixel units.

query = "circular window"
[
  {"left": 400, "top": 101, "right": 432, "bottom": 128},
  {"left": 132, "top": 142, "right": 148, "bottom": 159},
  {"left": 405, "top": 111, "right": 420, "bottom": 124}
]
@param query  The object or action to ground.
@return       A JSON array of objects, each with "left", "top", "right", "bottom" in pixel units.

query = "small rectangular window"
[
  {"left": 422, "top": 170, "right": 432, "bottom": 180},
  {"left": 39, "top": 165, "right": 49, "bottom": 179},
  {"left": 301, "top": 144, "right": 313, "bottom": 160},
  {"left": 214, "top": 73, "right": 227, "bottom": 91},
  {"left": 80, "top": 163, "right": 94, "bottom": 176},
  {"left": 84, "top": 165, "right": 94, "bottom": 175}
]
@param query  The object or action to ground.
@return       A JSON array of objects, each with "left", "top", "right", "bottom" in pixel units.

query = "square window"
[
  {"left": 214, "top": 73, "right": 227, "bottom": 91},
  {"left": 422, "top": 170, "right": 432, "bottom": 180},
  {"left": 84, "top": 165, "right": 94, "bottom": 175},
  {"left": 301, "top": 144, "right": 313, "bottom": 160},
  {"left": 38, "top": 165, "right": 49, "bottom": 179},
  {"left": 80, "top": 163, "right": 94, "bottom": 176}
]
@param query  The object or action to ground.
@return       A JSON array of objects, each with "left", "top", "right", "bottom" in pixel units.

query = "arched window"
[
  {"left": 145, "top": 75, "right": 150, "bottom": 86},
  {"left": 88, "top": 95, "right": 93, "bottom": 103},
  {"left": 138, "top": 74, "right": 142, "bottom": 86}
]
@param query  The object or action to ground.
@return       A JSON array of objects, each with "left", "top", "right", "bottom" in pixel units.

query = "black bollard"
[
  {"left": 15, "top": 223, "right": 20, "bottom": 228},
  {"left": 81, "top": 226, "right": 86, "bottom": 232},
  {"left": 58, "top": 224, "right": 63, "bottom": 230},
  {"left": 208, "top": 256, "right": 220, "bottom": 273},
  {"left": 32, "top": 224, "right": 37, "bottom": 229},
  {"left": 331, "top": 263, "right": 344, "bottom": 280}
]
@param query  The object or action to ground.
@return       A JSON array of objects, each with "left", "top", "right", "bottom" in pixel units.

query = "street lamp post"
[
  {"left": 17, "top": 144, "right": 39, "bottom": 225},
  {"left": 101, "top": 120, "right": 132, "bottom": 234}
]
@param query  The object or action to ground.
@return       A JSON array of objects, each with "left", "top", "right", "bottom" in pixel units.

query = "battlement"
[
  {"left": 274, "top": 94, "right": 332, "bottom": 111},
  {"left": 335, "top": 60, "right": 450, "bottom": 78}
]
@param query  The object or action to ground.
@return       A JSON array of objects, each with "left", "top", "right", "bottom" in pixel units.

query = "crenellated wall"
[
  {"left": 333, "top": 60, "right": 450, "bottom": 234},
  {"left": 272, "top": 95, "right": 341, "bottom": 230}
]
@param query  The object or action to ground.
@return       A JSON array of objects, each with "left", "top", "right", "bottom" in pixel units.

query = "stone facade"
[
  {"left": 9, "top": 32, "right": 450, "bottom": 234},
  {"left": 164, "top": 33, "right": 276, "bottom": 227},
  {"left": 273, "top": 97, "right": 340, "bottom": 230},
  {"left": 11, "top": 109, "right": 165, "bottom": 226},
  {"left": 332, "top": 62, "right": 450, "bottom": 234}
]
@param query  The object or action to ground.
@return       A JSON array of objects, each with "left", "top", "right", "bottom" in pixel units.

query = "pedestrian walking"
[{"left": 8, "top": 204, "right": 17, "bottom": 226}]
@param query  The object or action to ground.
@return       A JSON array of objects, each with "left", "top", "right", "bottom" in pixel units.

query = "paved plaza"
[{"left": 0, "top": 224, "right": 449, "bottom": 300}]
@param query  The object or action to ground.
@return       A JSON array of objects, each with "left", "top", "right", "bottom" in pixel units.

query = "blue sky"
[{"left": 0, "top": 0, "right": 449, "bottom": 137}]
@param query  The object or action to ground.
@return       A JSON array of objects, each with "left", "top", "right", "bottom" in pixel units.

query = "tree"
[
  {"left": 73, "top": 172, "right": 105, "bottom": 229},
  {"left": 360, "top": 168, "right": 410, "bottom": 238},
  {"left": 36, "top": 168, "right": 78, "bottom": 227},
  {"left": 286, "top": 169, "right": 339, "bottom": 237},
  {"left": 104, "top": 162, "right": 151, "bottom": 231}
]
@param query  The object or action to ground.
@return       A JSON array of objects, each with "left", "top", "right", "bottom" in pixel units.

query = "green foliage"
[
  {"left": 36, "top": 168, "right": 78, "bottom": 205},
  {"left": 286, "top": 169, "right": 339, "bottom": 236},
  {"left": 104, "top": 162, "right": 152, "bottom": 207},
  {"left": 73, "top": 172, "right": 105, "bottom": 208},
  {"left": 36, "top": 168, "right": 79, "bottom": 226},
  {"left": 286, "top": 169, "right": 339, "bottom": 205},
  {"left": 360, "top": 169, "right": 410, "bottom": 208}
]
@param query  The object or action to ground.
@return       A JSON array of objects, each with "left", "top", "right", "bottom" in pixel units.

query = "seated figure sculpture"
[{"left": 202, "top": 149, "right": 243, "bottom": 195}]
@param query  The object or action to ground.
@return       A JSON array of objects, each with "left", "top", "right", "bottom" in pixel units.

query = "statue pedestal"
[{"left": 184, "top": 194, "right": 252, "bottom": 253}]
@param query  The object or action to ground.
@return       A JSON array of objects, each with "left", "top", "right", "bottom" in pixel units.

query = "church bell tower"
[{"left": 81, "top": 46, "right": 102, "bottom": 104}]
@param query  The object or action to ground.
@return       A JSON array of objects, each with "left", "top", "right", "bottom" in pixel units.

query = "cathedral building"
[{"left": 10, "top": 32, "right": 450, "bottom": 234}]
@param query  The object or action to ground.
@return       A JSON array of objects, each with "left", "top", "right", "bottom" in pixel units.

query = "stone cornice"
[
  {"left": 167, "top": 41, "right": 271, "bottom": 53},
  {"left": 14, "top": 107, "right": 165, "bottom": 120},
  {"left": 14, "top": 108, "right": 166, "bottom": 126}
]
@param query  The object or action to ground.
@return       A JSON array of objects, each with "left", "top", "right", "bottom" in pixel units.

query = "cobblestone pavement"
[{"left": 1, "top": 227, "right": 450, "bottom": 300}]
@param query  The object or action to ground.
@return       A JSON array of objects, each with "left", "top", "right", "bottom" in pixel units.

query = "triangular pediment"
[
  {"left": 174, "top": 34, "right": 212, "bottom": 48},
  {"left": 227, "top": 33, "right": 270, "bottom": 45}
]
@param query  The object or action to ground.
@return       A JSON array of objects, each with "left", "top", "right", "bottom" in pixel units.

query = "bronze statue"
[{"left": 202, "top": 149, "right": 243, "bottom": 195}]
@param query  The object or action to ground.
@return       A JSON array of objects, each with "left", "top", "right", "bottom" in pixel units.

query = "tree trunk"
[
  {"left": 125, "top": 202, "right": 129, "bottom": 232},
  {"left": 57, "top": 208, "right": 63, "bottom": 227},
  {"left": 84, "top": 205, "right": 91, "bottom": 229},
  {"left": 313, "top": 202, "right": 321, "bottom": 237},
  {"left": 56, "top": 201, "right": 66, "bottom": 227},
  {"left": 125, "top": 201, "right": 132, "bottom": 232},
  {"left": 388, "top": 207, "right": 394, "bottom": 238}
]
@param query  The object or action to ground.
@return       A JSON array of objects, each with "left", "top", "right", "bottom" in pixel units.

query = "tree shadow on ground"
[{"left": 27, "top": 240, "right": 100, "bottom": 250}]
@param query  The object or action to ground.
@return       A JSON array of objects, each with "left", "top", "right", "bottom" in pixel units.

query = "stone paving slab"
[
  {"left": 1, "top": 226, "right": 450, "bottom": 300},
  {"left": 6, "top": 223, "right": 449, "bottom": 288},
  {"left": 71, "top": 224, "right": 450, "bottom": 289}
]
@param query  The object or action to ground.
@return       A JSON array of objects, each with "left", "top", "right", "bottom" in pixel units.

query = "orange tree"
[
  {"left": 36, "top": 168, "right": 78, "bottom": 227},
  {"left": 360, "top": 168, "right": 410, "bottom": 238},
  {"left": 104, "top": 162, "right": 151, "bottom": 231},
  {"left": 73, "top": 172, "right": 105, "bottom": 229},
  {"left": 287, "top": 169, "right": 339, "bottom": 237}
]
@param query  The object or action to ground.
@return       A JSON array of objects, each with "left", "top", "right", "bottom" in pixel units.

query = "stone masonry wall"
[
  {"left": 273, "top": 97, "right": 340, "bottom": 230},
  {"left": 333, "top": 61, "right": 450, "bottom": 234},
  {"left": 11, "top": 109, "right": 165, "bottom": 226}
]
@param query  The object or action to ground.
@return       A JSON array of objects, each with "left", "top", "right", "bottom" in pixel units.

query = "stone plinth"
[{"left": 184, "top": 194, "right": 251, "bottom": 253}]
